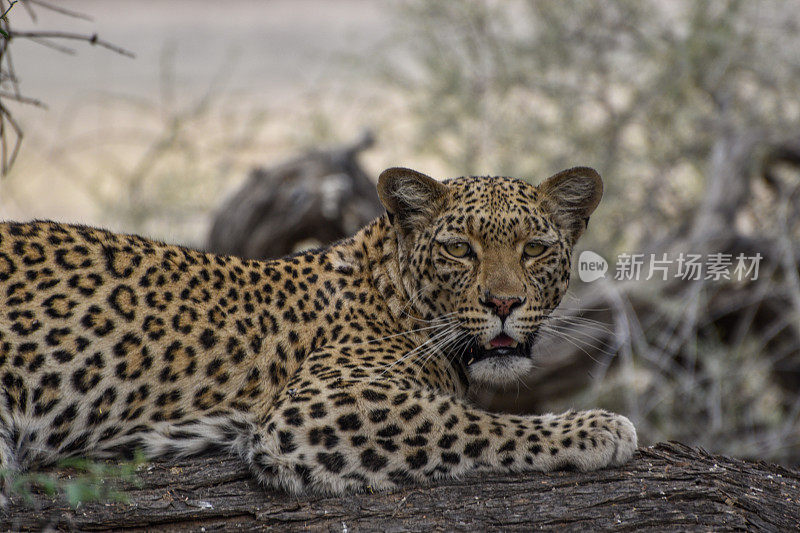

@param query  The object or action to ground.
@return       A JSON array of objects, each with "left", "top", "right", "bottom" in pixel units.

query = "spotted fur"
[{"left": 0, "top": 167, "right": 636, "bottom": 495}]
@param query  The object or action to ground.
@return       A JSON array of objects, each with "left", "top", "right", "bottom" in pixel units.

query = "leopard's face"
[
  {"left": 379, "top": 167, "right": 603, "bottom": 387},
  {"left": 420, "top": 177, "right": 572, "bottom": 384}
]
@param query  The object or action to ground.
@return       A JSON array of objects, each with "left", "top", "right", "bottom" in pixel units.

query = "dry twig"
[{"left": 0, "top": 0, "right": 134, "bottom": 175}]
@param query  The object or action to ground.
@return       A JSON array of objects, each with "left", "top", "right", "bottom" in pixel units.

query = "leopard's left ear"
[
  {"left": 378, "top": 167, "right": 449, "bottom": 234},
  {"left": 538, "top": 167, "right": 603, "bottom": 243}
]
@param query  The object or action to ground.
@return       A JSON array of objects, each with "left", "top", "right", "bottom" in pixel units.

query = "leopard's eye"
[
  {"left": 523, "top": 242, "right": 547, "bottom": 258},
  {"left": 444, "top": 241, "right": 472, "bottom": 258}
]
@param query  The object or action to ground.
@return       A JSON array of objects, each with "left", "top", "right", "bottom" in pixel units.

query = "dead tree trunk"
[
  {"left": 3, "top": 442, "right": 799, "bottom": 531},
  {"left": 206, "top": 131, "right": 382, "bottom": 260}
]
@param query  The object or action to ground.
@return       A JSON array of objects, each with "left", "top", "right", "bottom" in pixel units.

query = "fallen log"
[{"left": 4, "top": 442, "right": 799, "bottom": 531}]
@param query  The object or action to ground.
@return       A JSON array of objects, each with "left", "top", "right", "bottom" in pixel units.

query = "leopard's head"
[{"left": 378, "top": 166, "right": 602, "bottom": 386}]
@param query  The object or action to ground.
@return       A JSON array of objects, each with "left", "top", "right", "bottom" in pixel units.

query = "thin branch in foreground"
[
  {"left": 7, "top": 31, "right": 135, "bottom": 57},
  {"left": 0, "top": 100, "right": 21, "bottom": 175},
  {"left": 0, "top": 0, "right": 135, "bottom": 176},
  {"left": 18, "top": 33, "right": 75, "bottom": 54},
  {"left": 27, "top": 0, "right": 93, "bottom": 21},
  {"left": 0, "top": 90, "right": 45, "bottom": 107},
  {"left": 0, "top": 1, "right": 16, "bottom": 22}
]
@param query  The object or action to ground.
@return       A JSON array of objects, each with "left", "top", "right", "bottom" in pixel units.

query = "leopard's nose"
[{"left": 480, "top": 292, "right": 524, "bottom": 319}]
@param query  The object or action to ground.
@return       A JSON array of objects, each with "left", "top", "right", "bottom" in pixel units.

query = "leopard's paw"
[
  {"left": 606, "top": 413, "right": 637, "bottom": 466},
  {"left": 564, "top": 410, "right": 637, "bottom": 471}
]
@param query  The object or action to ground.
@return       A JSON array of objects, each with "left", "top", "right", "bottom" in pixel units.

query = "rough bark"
[{"left": 3, "top": 442, "right": 799, "bottom": 531}]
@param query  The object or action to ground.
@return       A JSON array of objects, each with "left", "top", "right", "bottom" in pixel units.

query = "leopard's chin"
[
  {"left": 466, "top": 355, "right": 534, "bottom": 386},
  {"left": 461, "top": 335, "right": 536, "bottom": 386}
]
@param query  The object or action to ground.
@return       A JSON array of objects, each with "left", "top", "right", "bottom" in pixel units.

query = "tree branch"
[
  {"left": 25, "top": 0, "right": 94, "bottom": 21},
  {"left": 0, "top": 0, "right": 135, "bottom": 175},
  {"left": 7, "top": 30, "right": 134, "bottom": 57},
  {"left": 3, "top": 442, "right": 799, "bottom": 531}
]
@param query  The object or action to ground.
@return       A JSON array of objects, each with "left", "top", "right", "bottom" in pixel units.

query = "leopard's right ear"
[
  {"left": 378, "top": 167, "right": 449, "bottom": 233},
  {"left": 538, "top": 166, "right": 603, "bottom": 243}
]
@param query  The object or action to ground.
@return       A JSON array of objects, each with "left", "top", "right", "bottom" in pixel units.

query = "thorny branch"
[{"left": 0, "top": 0, "right": 134, "bottom": 176}]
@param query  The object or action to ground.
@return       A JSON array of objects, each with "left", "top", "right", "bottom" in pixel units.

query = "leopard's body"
[{"left": 0, "top": 167, "right": 636, "bottom": 495}]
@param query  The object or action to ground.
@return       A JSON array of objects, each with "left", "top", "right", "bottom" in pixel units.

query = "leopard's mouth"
[{"left": 461, "top": 331, "right": 537, "bottom": 366}]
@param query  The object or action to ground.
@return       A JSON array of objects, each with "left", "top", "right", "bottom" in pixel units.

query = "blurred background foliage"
[
  {"left": 1, "top": 0, "right": 799, "bottom": 465},
  {"left": 390, "top": 0, "right": 800, "bottom": 252}
]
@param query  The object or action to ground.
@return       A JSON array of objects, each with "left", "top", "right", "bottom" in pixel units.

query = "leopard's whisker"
[
  {"left": 543, "top": 314, "right": 615, "bottom": 335},
  {"left": 448, "top": 335, "right": 472, "bottom": 365},
  {"left": 356, "top": 321, "right": 460, "bottom": 346},
  {"left": 375, "top": 323, "right": 460, "bottom": 377},
  {"left": 403, "top": 310, "right": 460, "bottom": 325},
  {"left": 538, "top": 322, "right": 617, "bottom": 352},
  {"left": 537, "top": 325, "right": 614, "bottom": 363},
  {"left": 405, "top": 325, "right": 462, "bottom": 365},
  {"left": 412, "top": 327, "right": 464, "bottom": 372},
  {"left": 404, "top": 324, "right": 466, "bottom": 373}
]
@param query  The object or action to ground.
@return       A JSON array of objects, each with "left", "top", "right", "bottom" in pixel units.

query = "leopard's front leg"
[{"left": 244, "top": 350, "right": 637, "bottom": 495}]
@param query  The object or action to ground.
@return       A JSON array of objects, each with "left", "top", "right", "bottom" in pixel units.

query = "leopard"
[{"left": 0, "top": 166, "right": 636, "bottom": 497}]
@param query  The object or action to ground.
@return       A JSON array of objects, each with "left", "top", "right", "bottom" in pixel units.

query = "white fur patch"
[{"left": 467, "top": 355, "right": 534, "bottom": 386}]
